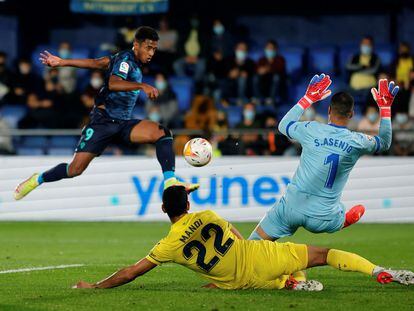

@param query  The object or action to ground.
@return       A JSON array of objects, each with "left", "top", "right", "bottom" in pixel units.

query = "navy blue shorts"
[{"left": 75, "top": 108, "right": 141, "bottom": 155}]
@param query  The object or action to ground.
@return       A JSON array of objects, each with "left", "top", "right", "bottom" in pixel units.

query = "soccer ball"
[{"left": 183, "top": 138, "right": 212, "bottom": 167}]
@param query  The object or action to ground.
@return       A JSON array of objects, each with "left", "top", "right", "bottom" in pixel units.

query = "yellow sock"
[{"left": 327, "top": 249, "right": 376, "bottom": 276}]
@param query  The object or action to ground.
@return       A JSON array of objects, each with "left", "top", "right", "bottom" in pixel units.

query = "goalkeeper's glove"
[
  {"left": 297, "top": 73, "right": 332, "bottom": 110},
  {"left": 371, "top": 79, "right": 399, "bottom": 119}
]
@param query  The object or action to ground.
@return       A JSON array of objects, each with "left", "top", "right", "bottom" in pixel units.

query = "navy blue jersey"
[{"left": 95, "top": 50, "right": 143, "bottom": 120}]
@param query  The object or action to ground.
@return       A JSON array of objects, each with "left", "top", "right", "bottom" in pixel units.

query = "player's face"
[{"left": 134, "top": 39, "right": 158, "bottom": 63}]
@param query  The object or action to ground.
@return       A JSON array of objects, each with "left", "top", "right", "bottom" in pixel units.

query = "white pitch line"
[{"left": 0, "top": 264, "right": 84, "bottom": 274}]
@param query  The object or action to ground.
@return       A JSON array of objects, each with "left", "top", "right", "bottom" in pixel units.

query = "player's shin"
[
  {"left": 326, "top": 249, "right": 376, "bottom": 276},
  {"left": 39, "top": 163, "right": 70, "bottom": 184},
  {"left": 155, "top": 136, "right": 176, "bottom": 182}
]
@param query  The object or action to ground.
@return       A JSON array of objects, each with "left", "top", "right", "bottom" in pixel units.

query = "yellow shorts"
[{"left": 245, "top": 241, "right": 308, "bottom": 289}]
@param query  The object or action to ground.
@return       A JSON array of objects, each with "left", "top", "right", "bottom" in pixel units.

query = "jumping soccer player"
[
  {"left": 249, "top": 76, "right": 398, "bottom": 241},
  {"left": 14, "top": 26, "right": 198, "bottom": 200},
  {"left": 73, "top": 186, "right": 414, "bottom": 291}
]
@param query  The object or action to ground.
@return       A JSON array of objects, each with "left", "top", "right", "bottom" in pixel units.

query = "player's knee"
[
  {"left": 155, "top": 124, "right": 173, "bottom": 142},
  {"left": 307, "top": 246, "right": 329, "bottom": 267},
  {"left": 68, "top": 162, "right": 87, "bottom": 177}
]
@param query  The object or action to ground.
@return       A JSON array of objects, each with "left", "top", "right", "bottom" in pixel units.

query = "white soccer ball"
[{"left": 183, "top": 138, "right": 212, "bottom": 167}]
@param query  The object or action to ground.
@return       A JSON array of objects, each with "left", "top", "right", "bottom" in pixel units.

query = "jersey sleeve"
[
  {"left": 111, "top": 54, "right": 132, "bottom": 80},
  {"left": 354, "top": 132, "right": 381, "bottom": 155},
  {"left": 146, "top": 238, "right": 173, "bottom": 265},
  {"left": 285, "top": 121, "right": 312, "bottom": 144}
]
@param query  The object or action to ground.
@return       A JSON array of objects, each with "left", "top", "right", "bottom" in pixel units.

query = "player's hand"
[
  {"left": 39, "top": 50, "right": 62, "bottom": 67},
  {"left": 72, "top": 281, "right": 95, "bottom": 289},
  {"left": 298, "top": 73, "right": 332, "bottom": 109},
  {"left": 141, "top": 83, "right": 159, "bottom": 100},
  {"left": 371, "top": 79, "right": 399, "bottom": 119}
]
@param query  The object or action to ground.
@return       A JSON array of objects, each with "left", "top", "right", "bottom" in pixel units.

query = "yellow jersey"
[{"left": 146, "top": 210, "right": 308, "bottom": 289}]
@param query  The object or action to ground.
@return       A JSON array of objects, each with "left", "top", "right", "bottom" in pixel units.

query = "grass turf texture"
[{"left": 0, "top": 223, "right": 413, "bottom": 311}]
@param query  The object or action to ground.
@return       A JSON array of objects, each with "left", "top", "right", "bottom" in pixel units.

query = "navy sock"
[
  {"left": 155, "top": 137, "right": 175, "bottom": 180},
  {"left": 40, "top": 163, "right": 70, "bottom": 183}
]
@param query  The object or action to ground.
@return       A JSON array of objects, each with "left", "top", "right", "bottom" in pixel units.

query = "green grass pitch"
[{"left": 0, "top": 222, "right": 413, "bottom": 311}]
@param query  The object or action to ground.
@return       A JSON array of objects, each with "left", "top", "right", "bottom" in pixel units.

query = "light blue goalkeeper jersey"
[{"left": 278, "top": 104, "right": 392, "bottom": 219}]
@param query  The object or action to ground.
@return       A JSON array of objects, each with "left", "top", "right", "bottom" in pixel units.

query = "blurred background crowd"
[{"left": 0, "top": 0, "right": 414, "bottom": 157}]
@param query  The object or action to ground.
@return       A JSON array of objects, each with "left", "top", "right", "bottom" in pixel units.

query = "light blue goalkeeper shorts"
[{"left": 256, "top": 196, "right": 346, "bottom": 239}]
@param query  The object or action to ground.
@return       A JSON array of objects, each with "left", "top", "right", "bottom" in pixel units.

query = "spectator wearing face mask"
[
  {"left": 206, "top": 48, "right": 228, "bottom": 100},
  {"left": 392, "top": 112, "right": 414, "bottom": 156},
  {"left": 357, "top": 105, "right": 380, "bottom": 135},
  {"left": 209, "top": 19, "right": 233, "bottom": 58},
  {"left": 224, "top": 42, "right": 256, "bottom": 103},
  {"left": 0, "top": 52, "right": 13, "bottom": 104},
  {"left": 57, "top": 42, "right": 77, "bottom": 94},
  {"left": 146, "top": 73, "right": 179, "bottom": 128},
  {"left": 346, "top": 36, "right": 380, "bottom": 91},
  {"left": 254, "top": 40, "right": 287, "bottom": 105},
  {"left": 235, "top": 103, "right": 266, "bottom": 155},
  {"left": 263, "top": 115, "right": 291, "bottom": 156},
  {"left": 393, "top": 42, "right": 414, "bottom": 90},
  {"left": 116, "top": 17, "right": 138, "bottom": 51},
  {"left": 10, "top": 58, "right": 43, "bottom": 104},
  {"left": 80, "top": 70, "right": 104, "bottom": 125}
]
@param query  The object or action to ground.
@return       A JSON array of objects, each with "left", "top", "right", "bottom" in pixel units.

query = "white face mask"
[{"left": 90, "top": 77, "right": 103, "bottom": 89}]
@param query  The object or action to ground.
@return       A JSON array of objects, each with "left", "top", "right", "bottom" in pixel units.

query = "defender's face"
[{"left": 134, "top": 39, "right": 158, "bottom": 63}]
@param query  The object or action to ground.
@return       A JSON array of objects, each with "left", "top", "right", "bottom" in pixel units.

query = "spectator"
[
  {"left": 347, "top": 36, "right": 380, "bottom": 91},
  {"left": 116, "top": 17, "right": 137, "bottom": 50},
  {"left": 10, "top": 58, "right": 43, "bottom": 104},
  {"left": 57, "top": 42, "right": 77, "bottom": 94},
  {"left": 173, "top": 16, "right": 206, "bottom": 86},
  {"left": 206, "top": 48, "right": 227, "bottom": 100},
  {"left": 155, "top": 17, "right": 178, "bottom": 74},
  {"left": 254, "top": 40, "right": 287, "bottom": 105},
  {"left": 18, "top": 92, "right": 56, "bottom": 129},
  {"left": 184, "top": 95, "right": 217, "bottom": 132},
  {"left": 0, "top": 52, "right": 13, "bottom": 103},
  {"left": 146, "top": 73, "right": 179, "bottom": 128},
  {"left": 263, "top": 115, "right": 291, "bottom": 155},
  {"left": 235, "top": 103, "right": 265, "bottom": 155},
  {"left": 392, "top": 112, "right": 414, "bottom": 156},
  {"left": 394, "top": 42, "right": 414, "bottom": 90},
  {"left": 80, "top": 70, "right": 104, "bottom": 125},
  {"left": 357, "top": 105, "right": 380, "bottom": 135},
  {"left": 0, "top": 114, "right": 14, "bottom": 154},
  {"left": 300, "top": 106, "right": 326, "bottom": 123},
  {"left": 407, "top": 70, "right": 414, "bottom": 118},
  {"left": 223, "top": 42, "right": 255, "bottom": 103},
  {"left": 209, "top": 19, "right": 233, "bottom": 57}
]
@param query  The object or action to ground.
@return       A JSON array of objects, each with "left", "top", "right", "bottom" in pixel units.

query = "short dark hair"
[
  {"left": 266, "top": 40, "right": 278, "bottom": 48},
  {"left": 135, "top": 26, "right": 159, "bottom": 42},
  {"left": 330, "top": 92, "right": 354, "bottom": 118},
  {"left": 162, "top": 186, "right": 188, "bottom": 218}
]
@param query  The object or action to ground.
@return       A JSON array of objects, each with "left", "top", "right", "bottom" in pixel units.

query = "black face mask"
[
  {"left": 218, "top": 120, "right": 226, "bottom": 126},
  {"left": 410, "top": 79, "right": 414, "bottom": 88},
  {"left": 400, "top": 52, "right": 410, "bottom": 58}
]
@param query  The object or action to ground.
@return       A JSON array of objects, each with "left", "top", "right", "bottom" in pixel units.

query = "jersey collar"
[{"left": 328, "top": 123, "right": 347, "bottom": 129}]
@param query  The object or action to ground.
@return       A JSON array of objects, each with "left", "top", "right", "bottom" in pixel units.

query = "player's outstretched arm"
[
  {"left": 108, "top": 75, "right": 159, "bottom": 100},
  {"left": 278, "top": 73, "right": 332, "bottom": 137},
  {"left": 39, "top": 50, "right": 110, "bottom": 70},
  {"left": 73, "top": 258, "right": 156, "bottom": 289},
  {"left": 369, "top": 79, "right": 399, "bottom": 152}
]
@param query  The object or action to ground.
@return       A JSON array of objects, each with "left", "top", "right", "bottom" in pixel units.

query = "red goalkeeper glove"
[
  {"left": 298, "top": 73, "right": 332, "bottom": 110},
  {"left": 371, "top": 79, "right": 399, "bottom": 119}
]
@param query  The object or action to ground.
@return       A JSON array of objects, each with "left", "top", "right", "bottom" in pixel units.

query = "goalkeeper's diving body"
[
  {"left": 249, "top": 75, "right": 399, "bottom": 241},
  {"left": 74, "top": 186, "right": 414, "bottom": 291}
]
